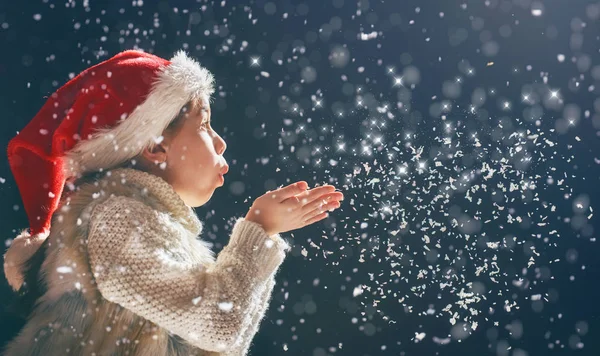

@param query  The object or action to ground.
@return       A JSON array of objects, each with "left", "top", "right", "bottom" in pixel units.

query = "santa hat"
[{"left": 4, "top": 49, "right": 215, "bottom": 291}]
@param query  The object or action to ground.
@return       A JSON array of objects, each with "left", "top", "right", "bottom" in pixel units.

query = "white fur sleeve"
[{"left": 87, "top": 196, "right": 289, "bottom": 353}]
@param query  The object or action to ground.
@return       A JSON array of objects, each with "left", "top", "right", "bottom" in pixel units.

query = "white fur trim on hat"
[
  {"left": 63, "top": 50, "right": 215, "bottom": 177},
  {"left": 3, "top": 230, "right": 48, "bottom": 291}
]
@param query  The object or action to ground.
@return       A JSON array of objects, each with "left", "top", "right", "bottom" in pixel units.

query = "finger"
[
  {"left": 302, "top": 200, "right": 341, "bottom": 222},
  {"left": 283, "top": 185, "right": 336, "bottom": 205},
  {"left": 303, "top": 211, "right": 330, "bottom": 225},
  {"left": 272, "top": 181, "right": 308, "bottom": 202},
  {"left": 300, "top": 192, "right": 343, "bottom": 213}
]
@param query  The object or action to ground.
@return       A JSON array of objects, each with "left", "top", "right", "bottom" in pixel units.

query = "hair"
[
  {"left": 4, "top": 99, "right": 205, "bottom": 321},
  {"left": 165, "top": 99, "right": 202, "bottom": 136}
]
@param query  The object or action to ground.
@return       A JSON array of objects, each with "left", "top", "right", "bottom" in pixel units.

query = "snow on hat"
[{"left": 4, "top": 49, "right": 215, "bottom": 291}]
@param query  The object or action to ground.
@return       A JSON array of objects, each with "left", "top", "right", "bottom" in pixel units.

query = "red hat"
[{"left": 4, "top": 49, "right": 215, "bottom": 291}]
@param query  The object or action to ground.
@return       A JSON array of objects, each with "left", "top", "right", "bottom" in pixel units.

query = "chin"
[
  {"left": 188, "top": 198, "right": 208, "bottom": 208},
  {"left": 187, "top": 191, "right": 214, "bottom": 208}
]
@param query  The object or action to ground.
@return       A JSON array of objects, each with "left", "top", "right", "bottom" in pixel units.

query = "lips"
[{"left": 217, "top": 164, "right": 228, "bottom": 185}]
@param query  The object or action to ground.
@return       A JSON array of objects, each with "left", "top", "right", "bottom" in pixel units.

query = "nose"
[{"left": 214, "top": 131, "right": 227, "bottom": 156}]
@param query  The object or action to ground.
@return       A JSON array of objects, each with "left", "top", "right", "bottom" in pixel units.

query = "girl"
[{"left": 2, "top": 50, "right": 343, "bottom": 355}]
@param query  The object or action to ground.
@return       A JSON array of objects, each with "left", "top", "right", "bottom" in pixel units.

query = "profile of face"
[{"left": 140, "top": 98, "right": 229, "bottom": 207}]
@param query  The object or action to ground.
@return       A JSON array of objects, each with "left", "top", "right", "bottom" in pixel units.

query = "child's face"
[{"left": 163, "top": 101, "right": 228, "bottom": 207}]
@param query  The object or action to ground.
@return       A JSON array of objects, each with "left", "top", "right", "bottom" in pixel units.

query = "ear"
[{"left": 140, "top": 138, "right": 169, "bottom": 165}]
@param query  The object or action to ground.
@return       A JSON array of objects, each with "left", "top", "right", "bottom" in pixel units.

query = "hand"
[{"left": 244, "top": 181, "right": 344, "bottom": 236}]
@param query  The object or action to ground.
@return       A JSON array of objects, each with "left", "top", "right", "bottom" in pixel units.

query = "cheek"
[
  {"left": 168, "top": 131, "right": 198, "bottom": 163},
  {"left": 170, "top": 131, "right": 214, "bottom": 170},
  {"left": 167, "top": 144, "right": 187, "bottom": 164},
  {"left": 178, "top": 146, "right": 189, "bottom": 162}
]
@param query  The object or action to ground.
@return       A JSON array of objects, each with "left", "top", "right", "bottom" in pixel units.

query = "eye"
[{"left": 199, "top": 120, "right": 213, "bottom": 133}]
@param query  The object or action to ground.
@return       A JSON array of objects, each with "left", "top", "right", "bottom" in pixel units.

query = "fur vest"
[{"left": 3, "top": 168, "right": 227, "bottom": 356}]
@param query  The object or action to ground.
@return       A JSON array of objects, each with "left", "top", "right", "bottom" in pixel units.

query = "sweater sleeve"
[
  {"left": 224, "top": 277, "right": 277, "bottom": 356},
  {"left": 86, "top": 196, "right": 290, "bottom": 353}
]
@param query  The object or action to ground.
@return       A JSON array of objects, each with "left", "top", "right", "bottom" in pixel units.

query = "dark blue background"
[{"left": 1, "top": 0, "right": 599, "bottom": 355}]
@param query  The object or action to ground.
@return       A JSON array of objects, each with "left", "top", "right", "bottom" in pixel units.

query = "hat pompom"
[{"left": 3, "top": 230, "right": 48, "bottom": 291}]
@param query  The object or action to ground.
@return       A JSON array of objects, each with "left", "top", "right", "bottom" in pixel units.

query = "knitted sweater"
[
  {"left": 2, "top": 168, "right": 290, "bottom": 356},
  {"left": 88, "top": 169, "right": 291, "bottom": 354}
]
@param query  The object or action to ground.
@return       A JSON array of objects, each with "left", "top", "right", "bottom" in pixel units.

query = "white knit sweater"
[{"left": 86, "top": 168, "right": 290, "bottom": 355}]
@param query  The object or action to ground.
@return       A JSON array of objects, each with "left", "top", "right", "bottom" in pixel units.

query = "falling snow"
[{"left": 2, "top": 0, "right": 599, "bottom": 355}]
